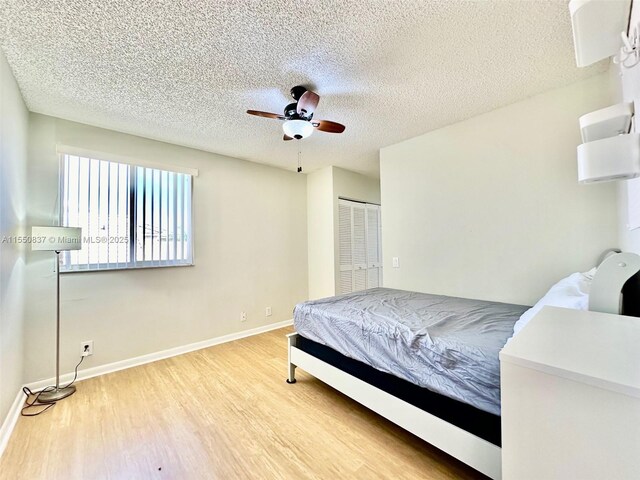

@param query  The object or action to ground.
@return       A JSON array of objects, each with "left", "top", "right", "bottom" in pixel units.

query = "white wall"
[
  {"left": 618, "top": 182, "right": 640, "bottom": 253},
  {"left": 25, "top": 114, "right": 308, "bottom": 383},
  {"left": 306, "top": 166, "right": 380, "bottom": 299},
  {"left": 616, "top": 2, "right": 640, "bottom": 254},
  {"left": 381, "top": 74, "right": 618, "bottom": 306},
  {"left": 0, "top": 50, "right": 27, "bottom": 422},
  {"left": 307, "top": 166, "right": 335, "bottom": 300}
]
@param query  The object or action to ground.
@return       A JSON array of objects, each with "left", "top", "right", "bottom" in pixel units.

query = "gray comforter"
[{"left": 293, "top": 287, "right": 529, "bottom": 415}]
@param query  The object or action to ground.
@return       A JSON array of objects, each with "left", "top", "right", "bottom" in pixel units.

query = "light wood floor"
[{"left": 0, "top": 327, "right": 486, "bottom": 479}]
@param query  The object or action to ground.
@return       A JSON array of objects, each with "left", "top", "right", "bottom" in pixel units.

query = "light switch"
[{"left": 392, "top": 257, "right": 399, "bottom": 268}]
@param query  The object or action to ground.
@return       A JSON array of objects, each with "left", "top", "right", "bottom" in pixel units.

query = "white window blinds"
[{"left": 60, "top": 153, "right": 193, "bottom": 271}]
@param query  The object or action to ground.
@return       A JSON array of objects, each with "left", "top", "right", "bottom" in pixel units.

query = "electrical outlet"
[
  {"left": 81, "top": 340, "right": 93, "bottom": 357},
  {"left": 392, "top": 257, "right": 400, "bottom": 268},
  {"left": 240, "top": 311, "right": 247, "bottom": 322},
  {"left": 265, "top": 306, "right": 272, "bottom": 317}
]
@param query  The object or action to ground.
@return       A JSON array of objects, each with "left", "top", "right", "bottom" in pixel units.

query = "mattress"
[
  {"left": 293, "top": 287, "right": 529, "bottom": 415},
  {"left": 295, "top": 335, "right": 503, "bottom": 446}
]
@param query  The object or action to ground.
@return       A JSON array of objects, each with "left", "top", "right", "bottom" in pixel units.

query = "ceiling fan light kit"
[{"left": 283, "top": 119, "right": 314, "bottom": 139}]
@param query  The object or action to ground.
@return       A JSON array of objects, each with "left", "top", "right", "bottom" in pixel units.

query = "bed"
[
  {"left": 285, "top": 252, "right": 640, "bottom": 480},
  {"left": 294, "top": 288, "right": 527, "bottom": 417}
]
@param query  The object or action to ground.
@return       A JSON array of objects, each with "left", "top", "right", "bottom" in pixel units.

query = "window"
[{"left": 60, "top": 153, "right": 193, "bottom": 271}]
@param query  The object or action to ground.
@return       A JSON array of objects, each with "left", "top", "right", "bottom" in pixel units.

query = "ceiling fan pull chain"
[{"left": 297, "top": 142, "right": 302, "bottom": 173}]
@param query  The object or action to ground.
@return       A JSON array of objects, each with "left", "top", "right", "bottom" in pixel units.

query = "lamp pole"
[{"left": 37, "top": 250, "right": 76, "bottom": 403}]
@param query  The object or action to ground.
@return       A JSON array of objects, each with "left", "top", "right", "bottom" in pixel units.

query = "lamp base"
[{"left": 37, "top": 385, "right": 76, "bottom": 403}]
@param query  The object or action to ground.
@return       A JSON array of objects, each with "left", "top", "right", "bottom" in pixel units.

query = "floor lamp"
[{"left": 31, "top": 226, "right": 82, "bottom": 402}]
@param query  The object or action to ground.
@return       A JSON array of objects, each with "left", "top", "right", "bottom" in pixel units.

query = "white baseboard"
[
  {"left": 0, "top": 389, "right": 26, "bottom": 459},
  {"left": 25, "top": 319, "right": 294, "bottom": 392}
]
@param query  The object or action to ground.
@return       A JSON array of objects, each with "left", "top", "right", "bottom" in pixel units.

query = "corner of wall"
[
  {"left": 306, "top": 164, "right": 383, "bottom": 299},
  {"left": 614, "top": 1, "right": 640, "bottom": 254},
  {"left": 0, "top": 48, "right": 28, "bottom": 432},
  {"left": 306, "top": 166, "right": 336, "bottom": 299}
]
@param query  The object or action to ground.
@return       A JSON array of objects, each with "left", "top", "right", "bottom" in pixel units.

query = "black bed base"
[{"left": 295, "top": 335, "right": 501, "bottom": 447}]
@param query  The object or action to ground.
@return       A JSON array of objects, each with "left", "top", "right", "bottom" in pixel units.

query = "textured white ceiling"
[{"left": 0, "top": 0, "right": 605, "bottom": 177}]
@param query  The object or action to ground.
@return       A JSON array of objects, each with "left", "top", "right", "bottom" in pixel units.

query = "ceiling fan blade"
[
  {"left": 296, "top": 91, "right": 320, "bottom": 117},
  {"left": 312, "top": 120, "right": 345, "bottom": 133},
  {"left": 247, "top": 110, "right": 286, "bottom": 120},
  {"left": 283, "top": 135, "right": 293, "bottom": 141}
]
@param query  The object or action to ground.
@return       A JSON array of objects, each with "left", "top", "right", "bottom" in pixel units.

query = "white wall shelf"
[
  {"left": 570, "top": 0, "right": 631, "bottom": 67},
  {"left": 579, "top": 102, "right": 633, "bottom": 142},
  {"left": 577, "top": 133, "right": 640, "bottom": 183}
]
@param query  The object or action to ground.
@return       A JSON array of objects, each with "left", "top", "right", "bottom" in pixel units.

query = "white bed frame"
[
  {"left": 285, "top": 251, "right": 640, "bottom": 479},
  {"left": 286, "top": 333, "right": 502, "bottom": 479}
]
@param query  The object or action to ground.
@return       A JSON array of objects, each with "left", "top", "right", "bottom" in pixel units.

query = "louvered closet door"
[
  {"left": 338, "top": 202, "right": 353, "bottom": 294},
  {"left": 352, "top": 203, "right": 368, "bottom": 292},
  {"left": 338, "top": 199, "right": 383, "bottom": 294},
  {"left": 366, "top": 204, "right": 382, "bottom": 288}
]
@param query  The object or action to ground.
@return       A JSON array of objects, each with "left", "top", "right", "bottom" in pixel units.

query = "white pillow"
[{"left": 511, "top": 268, "right": 596, "bottom": 338}]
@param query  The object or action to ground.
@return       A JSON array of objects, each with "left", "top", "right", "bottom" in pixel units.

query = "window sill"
[{"left": 60, "top": 262, "right": 194, "bottom": 274}]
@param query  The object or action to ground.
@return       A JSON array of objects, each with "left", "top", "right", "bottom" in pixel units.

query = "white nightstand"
[{"left": 500, "top": 306, "right": 640, "bottom": 480}]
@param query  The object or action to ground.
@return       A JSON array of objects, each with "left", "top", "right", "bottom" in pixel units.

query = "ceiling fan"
[{"left": 246, "top": 85, "right": 346, "bottom": 141}]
